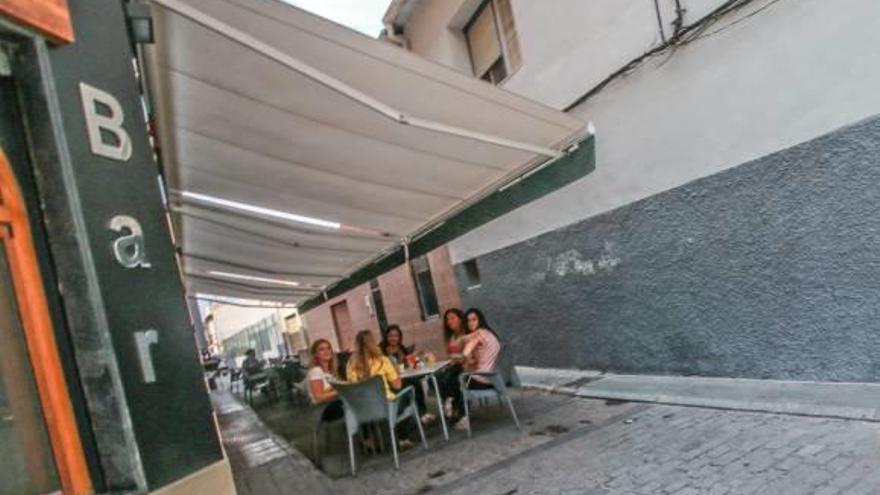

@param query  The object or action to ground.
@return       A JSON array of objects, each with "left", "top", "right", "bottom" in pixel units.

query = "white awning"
[{"left": 146, "top": 0, "right": 585, "bottom": 304}]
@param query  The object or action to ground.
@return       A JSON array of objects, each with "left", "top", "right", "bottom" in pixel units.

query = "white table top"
[{"left": 399, "top": 360, "right": 451, "bottom": 379}]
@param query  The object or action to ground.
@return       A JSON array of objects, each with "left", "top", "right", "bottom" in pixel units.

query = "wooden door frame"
[
  {"left": 330, "top": 300, "right": 352, "bottom": 352},
  {"left": 0, "top": 147, "right": 92, "bottom": 494}
]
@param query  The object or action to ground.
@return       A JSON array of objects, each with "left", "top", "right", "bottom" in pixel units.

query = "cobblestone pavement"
[
  {"left": 441, "top": 404, "right": 880, "bottom": 495},
  {"left": 217, "top": 389, "right": 880, "bottom": 495}
]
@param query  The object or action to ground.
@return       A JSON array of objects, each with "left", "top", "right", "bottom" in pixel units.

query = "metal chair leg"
[
  {"left": 430, "top": 375, "right": 449, "bottom": 441},
  {"left": 462, "top": 389, "right": 472, "bottom": 438},
  {"left": 347, "top": 433, "right": 357, "bottom": 476},
  {"left": 505, "top": 394, "right": 520, "bottom": 429},
  {"left": 388, "top": 420, "right": 399, "bottom": 469},
  {"left": 414, "top": 411, "right": 428, "bottom": 450}
]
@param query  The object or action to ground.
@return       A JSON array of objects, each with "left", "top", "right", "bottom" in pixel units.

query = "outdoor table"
[{"left": 400, "top": 360, "right": 451, "bottom": 441}]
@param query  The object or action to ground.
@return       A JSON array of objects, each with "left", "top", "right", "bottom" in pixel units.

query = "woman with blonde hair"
[
  {"left": 346, "top": 330, "right": 421, "bottom": 449},
  {"left": 307, "top": 339, "right": 343, "bottom": 421},
  {"left": 346, "top": 330, "right": 401, "bottom": 399}
]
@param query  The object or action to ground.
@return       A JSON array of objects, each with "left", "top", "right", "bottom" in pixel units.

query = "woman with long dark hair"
[
  {"left": 435, "top": 309, "right": 466, "bottom": 415},
  {"left": 380, "top": 325, "right": 434, "bottom": 422},
  {"left": 380, "top": 324, "right": 410, "bottom": 365},
  {"left": 443, "top": 308, "right": 468, "bottom": 356},
  {"left": 461, "top": 308, "right": 501, "bottom": 379},
  {"left": 445, "top": 308, "right": 502, "bottom": 430}
]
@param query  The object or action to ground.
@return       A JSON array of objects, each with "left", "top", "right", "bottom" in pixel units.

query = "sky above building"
[{"left": 282, "top": 0, "right": 392, "bottom": 37}]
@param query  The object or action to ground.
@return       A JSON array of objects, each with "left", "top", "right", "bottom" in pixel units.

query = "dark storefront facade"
[{"left": 1, "top": 1, "right": 231, "bottom": 493}]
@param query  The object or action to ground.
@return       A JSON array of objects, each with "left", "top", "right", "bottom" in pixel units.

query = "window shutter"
[
  {"left": 466, "top": 3, "right": 502, "bottom": 78},
  {"left": 495, "top": 0, "right": 521, "bottom": 72}
]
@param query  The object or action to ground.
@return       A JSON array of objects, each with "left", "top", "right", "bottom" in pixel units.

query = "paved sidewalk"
[
  {"left": 211, "top": 391, "right": 333, "bottom": 494},
  {"left": 213, "top": 379, "right": 880, "bottom": 494},
  {"left": 443, "top": 403, "right": 880, "bottom": 495},
  {"left": 517, "top": 367, "right": 880, "bottom": 421}
]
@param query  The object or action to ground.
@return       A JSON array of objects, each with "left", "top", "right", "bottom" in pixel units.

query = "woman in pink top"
[
  {"left": 461, "top": 308, "right": 501, "bottom": 383},
  {"left": 443, "top": 308, "right": 502, "bottom": 429}
]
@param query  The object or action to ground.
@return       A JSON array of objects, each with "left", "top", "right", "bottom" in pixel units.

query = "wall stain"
[{"left": 548, "top": 242, "right": 620, "bottom": 278}]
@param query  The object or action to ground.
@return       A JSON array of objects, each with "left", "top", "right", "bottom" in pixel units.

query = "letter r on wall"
[
  {"left": 134, "top": 330, "right": 159, "bottom": 384},
  {"left": 79, "top": 82, "right": 133, "bottom": 161}
]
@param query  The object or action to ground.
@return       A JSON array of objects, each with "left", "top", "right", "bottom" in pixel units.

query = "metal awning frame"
[
  {"left": 299, "top": 133, "right": 596, "bottom": 312},
  {"left": 144, "top": 0, "right": 591, "bottom": 306}
]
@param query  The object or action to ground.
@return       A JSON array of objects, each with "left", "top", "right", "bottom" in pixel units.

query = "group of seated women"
[{"left": 305, "top": 307, "right": 503, "bottom": 435}]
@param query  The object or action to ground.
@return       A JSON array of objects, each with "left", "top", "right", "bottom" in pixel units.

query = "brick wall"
[
  {"left": 302, "top": 283, "right": 379, "bottom": 353},
  {"left": 302, "top": 245, "right": 462, "bottom": 360}
]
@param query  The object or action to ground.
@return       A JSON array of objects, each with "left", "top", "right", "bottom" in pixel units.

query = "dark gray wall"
[{"left": 456, "top": 115, "right": 880, "bottom": 382}]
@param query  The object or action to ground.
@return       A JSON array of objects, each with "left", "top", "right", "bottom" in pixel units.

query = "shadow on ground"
[{"left": 230, "top": 387, "right": 643, "bottom": 494}]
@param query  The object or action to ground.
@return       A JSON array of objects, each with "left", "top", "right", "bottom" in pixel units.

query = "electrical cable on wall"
[{"left": 565, "top": 0, "right": 785, "bottom": 112}]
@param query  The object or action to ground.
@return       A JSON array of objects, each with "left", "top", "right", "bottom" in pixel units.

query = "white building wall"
[
  {"left": 430, "top": 0, "right": 880, "bottom": 262},
  {"left": 503, "top": 0, "right": 664, "bottom": 110},
  {"left": 210, "top": 305, "right": 281, "bottom": 342},
  {"left": 400, "top": 0, "right": 474, "bottom": 74}
]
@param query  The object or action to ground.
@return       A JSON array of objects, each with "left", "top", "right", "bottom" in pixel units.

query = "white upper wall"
[
  {"left": 392, "top": 0, "right": 880, "bottom": 262},
  {"left": 400, "top": 0, "right": 474, "bottom": 74},
  {"left": 210, "top": 305, "right": 282, "bottom": 341},
  {"left": 503, "top": 0, "right": 663, "bottom": 109}
]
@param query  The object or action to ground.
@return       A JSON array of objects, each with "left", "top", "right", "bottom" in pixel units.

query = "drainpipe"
[
  {"left": 653, "top": 0, "right": 667, "bottom": 43},
  {"left": 672, "top": 0, "right": 687, "bottom": 36}
]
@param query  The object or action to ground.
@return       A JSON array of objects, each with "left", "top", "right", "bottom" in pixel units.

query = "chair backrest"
[
  {"left": 243, "top": 370, "right": 268, "bottom": 386},
  {"left": 496, "top": 344, "right": 520, "bottom": 387},
  {"left": 332, "top": 376, "right": 389, "bottom": 426},
  {"left": 284, "top": 362, "right": 306, "bottom": 383},
  {"left": 336, "top": 351, "right": 351, "bottom": 378}
]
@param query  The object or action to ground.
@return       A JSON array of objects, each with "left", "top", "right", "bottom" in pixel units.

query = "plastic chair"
[
  {"left": 229, "top": 368, "right": 243, "bottom": 393},
  {"left": 333, "top": 376, "right": 427, "bottom": 475},
  {"left": 457, "top": 346, "right": 521, "bottom": 438},
  {"left": 292, "top": 379, "right": 309, "bottom": 405},
  {"left": 243, "top": 371, "right": 271, "bottom": 405}
]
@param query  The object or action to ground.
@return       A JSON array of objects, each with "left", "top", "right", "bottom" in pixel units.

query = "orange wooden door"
[{"left": 0, "top": 146, "right": 91, "bottom": 495}]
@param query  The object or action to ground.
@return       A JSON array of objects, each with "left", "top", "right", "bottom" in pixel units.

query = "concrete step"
[{"left": 516, "top": 367, "right": 880, "bottom": 421}]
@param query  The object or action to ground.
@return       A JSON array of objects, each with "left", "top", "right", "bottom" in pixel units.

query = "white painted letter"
[
  {"left": 134, "top": 330, "right": 159, "bottom": 384},
  {"left": 108, "top": 215, "right": 151, "bottom": 269},
  {"left": 79, "top": 82, "right": 132, "bottom": 161}
]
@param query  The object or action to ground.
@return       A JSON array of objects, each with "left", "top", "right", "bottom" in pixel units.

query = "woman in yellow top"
[{"left": 346, "top": 330, "right": 401, "bottom": 400}]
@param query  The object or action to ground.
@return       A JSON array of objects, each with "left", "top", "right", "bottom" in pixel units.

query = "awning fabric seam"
[
  {"left": 218, "top": 0, "right": 578, "bottom": 130},
  {"left": 165, "top": 67, "right": 513, "bottom": 172},
  {"left": 152, "top": 0, "right": 565, "bottom": 157}
]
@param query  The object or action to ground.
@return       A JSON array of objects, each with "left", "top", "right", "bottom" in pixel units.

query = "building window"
[
  {"left": 464, "top": 259, "right": 481, "bottom": 288},
  {"left": 411, "top": 256, "right": 440, "bottom": 319},
  {"left": 464, "top": 0, "right": 522, "bottom": 84},
  {"left": 370, "top": 279, "right": 388, "bottom": 332}
]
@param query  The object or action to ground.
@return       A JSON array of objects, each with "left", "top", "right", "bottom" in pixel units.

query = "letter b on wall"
[{"left": 79, "top": 82, "right": 133, "bottom": 161}]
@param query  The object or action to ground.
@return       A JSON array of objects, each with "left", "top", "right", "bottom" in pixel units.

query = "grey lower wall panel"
[{"left": 455, "top": 115, "right": 880, "bottom": 382}]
